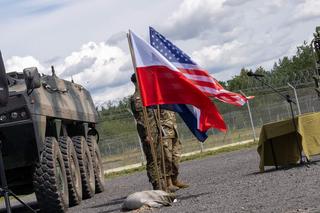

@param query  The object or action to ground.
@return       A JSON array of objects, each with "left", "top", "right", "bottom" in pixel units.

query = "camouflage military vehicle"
[
  {"left": 0, "top": 51, "right": 104, "bottom": 213},
  {"left": 312, "top": 26, "right": 320, "bottom": 96}
]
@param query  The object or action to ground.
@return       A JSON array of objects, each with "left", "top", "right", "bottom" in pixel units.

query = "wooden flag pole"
[
  {"left": 127, "top": 32, "right": 162, "bottom": 190},
  {"left": 155, "top": 105, "right": 167, "bottom": 191}
]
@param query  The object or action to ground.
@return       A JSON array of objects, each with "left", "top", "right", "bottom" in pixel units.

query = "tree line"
[{"left": 226, "top": 42, "right": 315, "bottom": 92}]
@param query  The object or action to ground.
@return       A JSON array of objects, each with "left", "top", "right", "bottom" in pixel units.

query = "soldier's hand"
[{"left": 146, "top": 136, "right": 152, "bottom": 144}]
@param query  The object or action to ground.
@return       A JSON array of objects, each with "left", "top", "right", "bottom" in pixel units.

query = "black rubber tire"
[
  {"left": 87, "top": 135, "right": 105, "bottom": 193},
  {"left": 72, "top": 136, "right": 95, "bottom": 199},
  {"left": 59, "top": 136, "right": 82, "bottom": 206},
  {"left": 33, "top": 137, "right": 69, "bottom": 213}
]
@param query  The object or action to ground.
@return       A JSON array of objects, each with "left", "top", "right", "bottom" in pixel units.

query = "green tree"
[{"left": 227, "top": 68, "right": 251, "bottom": 91}]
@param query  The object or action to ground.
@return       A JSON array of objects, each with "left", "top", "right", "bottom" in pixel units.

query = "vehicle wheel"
[
  {"left": 33, "top": 137, "right": 69, "bottom": 213},
  {"left": 59, "top": 136, "right": 82, "bottom": 206},
  {"left": 72, "top": 136, "right": 95, "bottom": 199},
  {"left": 87, "top": 135, "right": 105, "bottom": 193}
]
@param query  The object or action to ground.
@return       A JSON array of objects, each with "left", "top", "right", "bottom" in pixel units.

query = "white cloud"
[
  {"left": 0, "top": 0, "right": 181, "bottom": 61},
  {"left": 57, "top": 41, "right": 131, "bottom": 92},
  {"left": 162, "top": 0, "right": 225, "bottom": 40},
  {"left": 293, "top": 0, "right": 320, "bottom": 21},
  {"left": 223, "top": 0, "right": 254, "bottom": 7},
  {"left": 192, "top": 40, "right": 244, "bottom": 69},
  {"left": 5, "top": 56, "right": 45, "bottom": 73},
  {"left": 158, "top": 0, "right": 320, "bottom": 80},
  {"left": 2, "top": 0, "right": 320, "bottom": 102},
  {"left": 93, "top": 82, "right": 134, "bottom": 107},
  {"left": 5, "top": 39, "right": 133, "bottom": 103}
]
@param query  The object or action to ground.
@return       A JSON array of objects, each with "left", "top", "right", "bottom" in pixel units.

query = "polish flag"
[{"left": 129, "top": 31, "right": 226, "bottom": 132}]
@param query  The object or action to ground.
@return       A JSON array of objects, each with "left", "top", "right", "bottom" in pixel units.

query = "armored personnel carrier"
[
  {"left": 312, "top": 26, "right": 320, "bottom": 96},
  {"left": 0, "top": 51, "right": 104, "bottom": 212}
]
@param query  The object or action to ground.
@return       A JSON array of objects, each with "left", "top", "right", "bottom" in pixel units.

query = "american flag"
[{"left": 149, "top": 27, "right": 248, "bottom": 106}]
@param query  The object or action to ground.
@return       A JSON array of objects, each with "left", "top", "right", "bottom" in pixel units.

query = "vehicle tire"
[
  {"left": 72, "top": 136, "right": 95, "bottom": 199},
  {"left": 59, "top": 136, "right": 82, "bottom": 206},
  {"left": 33, "top": 137, "right": 69, "bottom": 213},
  {"left": 87, "top": 135, "right": 105, "bottom": 193}
]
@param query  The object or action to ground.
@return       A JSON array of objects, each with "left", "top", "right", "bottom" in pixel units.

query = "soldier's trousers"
[
  {"left": 162, "top": 136, "right": 182, "bottom": 178},
  {"left": 141, "top": 135, "right": 162, "bottom": 185}
]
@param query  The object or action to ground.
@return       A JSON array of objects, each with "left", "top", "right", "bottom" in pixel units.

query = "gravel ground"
[{"left": 2, "top": 147, "right": 320, "bottom": 213}]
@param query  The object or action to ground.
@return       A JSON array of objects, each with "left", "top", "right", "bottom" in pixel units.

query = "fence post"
[
  {"left": 137, "top": 138, "right": 145, "bottom": 165},
  {"left": 127, "top": 109, "right": 145, "bottom": 166},
  {"left": 240, "top": 90, "right": 257, "bottom": 141},
  {"left": 287, "top": 83, "right": 301, "bottom": 115},
  {"left": 199, "top": 142, "right": 204, "bottom": 153}
]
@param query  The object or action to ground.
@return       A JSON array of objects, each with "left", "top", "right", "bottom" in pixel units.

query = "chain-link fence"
[{"left": 99, "top": 84, "right": 320, "bottom": 171}]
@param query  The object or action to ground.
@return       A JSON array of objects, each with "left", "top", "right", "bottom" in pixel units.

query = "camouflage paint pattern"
[
  {"left": 130, "top": 89, "right": 162, "bottom": 185},
  {"left": 0, "top": 50, "right": 99, "bottom": 195},
  {"left": 30, "top": 75, "right": 97, "bottom": 122},
  {"left": 159, "top": 110, "right": 181, "bottom": 178},
  {"left": 314, "top": 26, "right": 320, "bottom": 63},
  {"left": 313, "top": 26, "right": 320, "bottom": 96},
  {"left": 0, "top": 72, "right": 98, "bottom": 174},
  {"left": 4, "top": 73, "right": 97, "bottom": 123},
  {"left": 159, "top": 110, "right": 178, "bottom": 139}
]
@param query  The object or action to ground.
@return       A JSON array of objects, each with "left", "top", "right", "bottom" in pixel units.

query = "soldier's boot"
[
  {"left": 152, "top": 179, "right": 167, "bottom": 191},
  {"left": 166, "top": 176, "right": 179, "bottom": 192},
  {"left": 172, "top": 176, "right": 189, "bottom": 189},
  {"left": 152, "top": 181, "right": 160, "bottom": 190},
  {"left": 160, "top": 179, "right": 168, "bottom": 191}
]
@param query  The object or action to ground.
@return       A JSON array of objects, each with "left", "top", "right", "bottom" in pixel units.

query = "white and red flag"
[
  {"left": 129, "top": 31, "right": 226, "bottom": 132},
  {"left": 150, "top": 27, "right": 250, "bottom": 106}
]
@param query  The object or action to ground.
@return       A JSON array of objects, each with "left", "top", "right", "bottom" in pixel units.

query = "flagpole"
[
  {"left": 127, "top": 31, "right": 162, "bottom": 190},
  {"left": 156, "top": 105, "right": 167, "bottom": 191}
]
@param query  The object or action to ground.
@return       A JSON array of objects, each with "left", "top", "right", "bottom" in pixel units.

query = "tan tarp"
[{"left": 257, "top": 112, "right": 320, "bottom": 172}]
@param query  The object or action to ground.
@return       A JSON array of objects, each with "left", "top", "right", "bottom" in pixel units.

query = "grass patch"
[
  {"left": 104, "top": 141, "right": 258, "bottom": 179},
  {"left": 105, "top": 165, "right": 146, "bottom": 179},
  {"left": 181, "top": 141, "right": 258, "bottom": 162}
]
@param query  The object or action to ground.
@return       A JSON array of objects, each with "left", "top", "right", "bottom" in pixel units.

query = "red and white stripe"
[
  {"left": 130, "top": 31, "right": 226, "bottom": 132},
  {"left": 172, "top": 62, "right": 248, "bottom": 106}
]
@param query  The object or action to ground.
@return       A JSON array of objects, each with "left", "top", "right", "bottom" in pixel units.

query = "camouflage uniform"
[
  {"left": 130, "top": 89, "right": 162, "bottom": 188},
  {"left": 159, "top": 110, "right": 182, "bottom": 180}
]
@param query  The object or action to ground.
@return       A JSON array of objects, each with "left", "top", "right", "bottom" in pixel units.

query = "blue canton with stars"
[{"left": 149, "top": 27, "right": 196, "bottom": 65}]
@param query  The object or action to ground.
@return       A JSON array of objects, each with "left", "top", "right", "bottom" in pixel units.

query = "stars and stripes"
[
  {"left": 129, "top": 30, "right": 226, "bottom": 132},
  {"left": 149, "top": 27, "right": 248, "bottom": 107}
]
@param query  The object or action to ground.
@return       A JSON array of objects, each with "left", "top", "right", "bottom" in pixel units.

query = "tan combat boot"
[
  {"left": 166, "top": 176, "right": 179, "bottom": 192},
  {"left": 172, "top": 176, "right": 189, "bottom": 189}
]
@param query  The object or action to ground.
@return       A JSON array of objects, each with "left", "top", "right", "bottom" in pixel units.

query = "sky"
[{"left": 1, "top": 0, "right": 320, "bottom": 106}]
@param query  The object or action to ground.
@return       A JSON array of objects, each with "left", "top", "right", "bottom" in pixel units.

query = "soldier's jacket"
[
  {"left": 130, "top": 90, "right": 157, "bottom": 140},
  {"left": 159, "top": 110, "right": 178, "bottom": 139}
]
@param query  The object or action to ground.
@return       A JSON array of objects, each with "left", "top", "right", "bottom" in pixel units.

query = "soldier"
[
  {"left": 129, "top": 73, "right": 162, "bottom": 190},
  {"left": 159, "top": 109, "right": 189, "bottom": 191}
]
